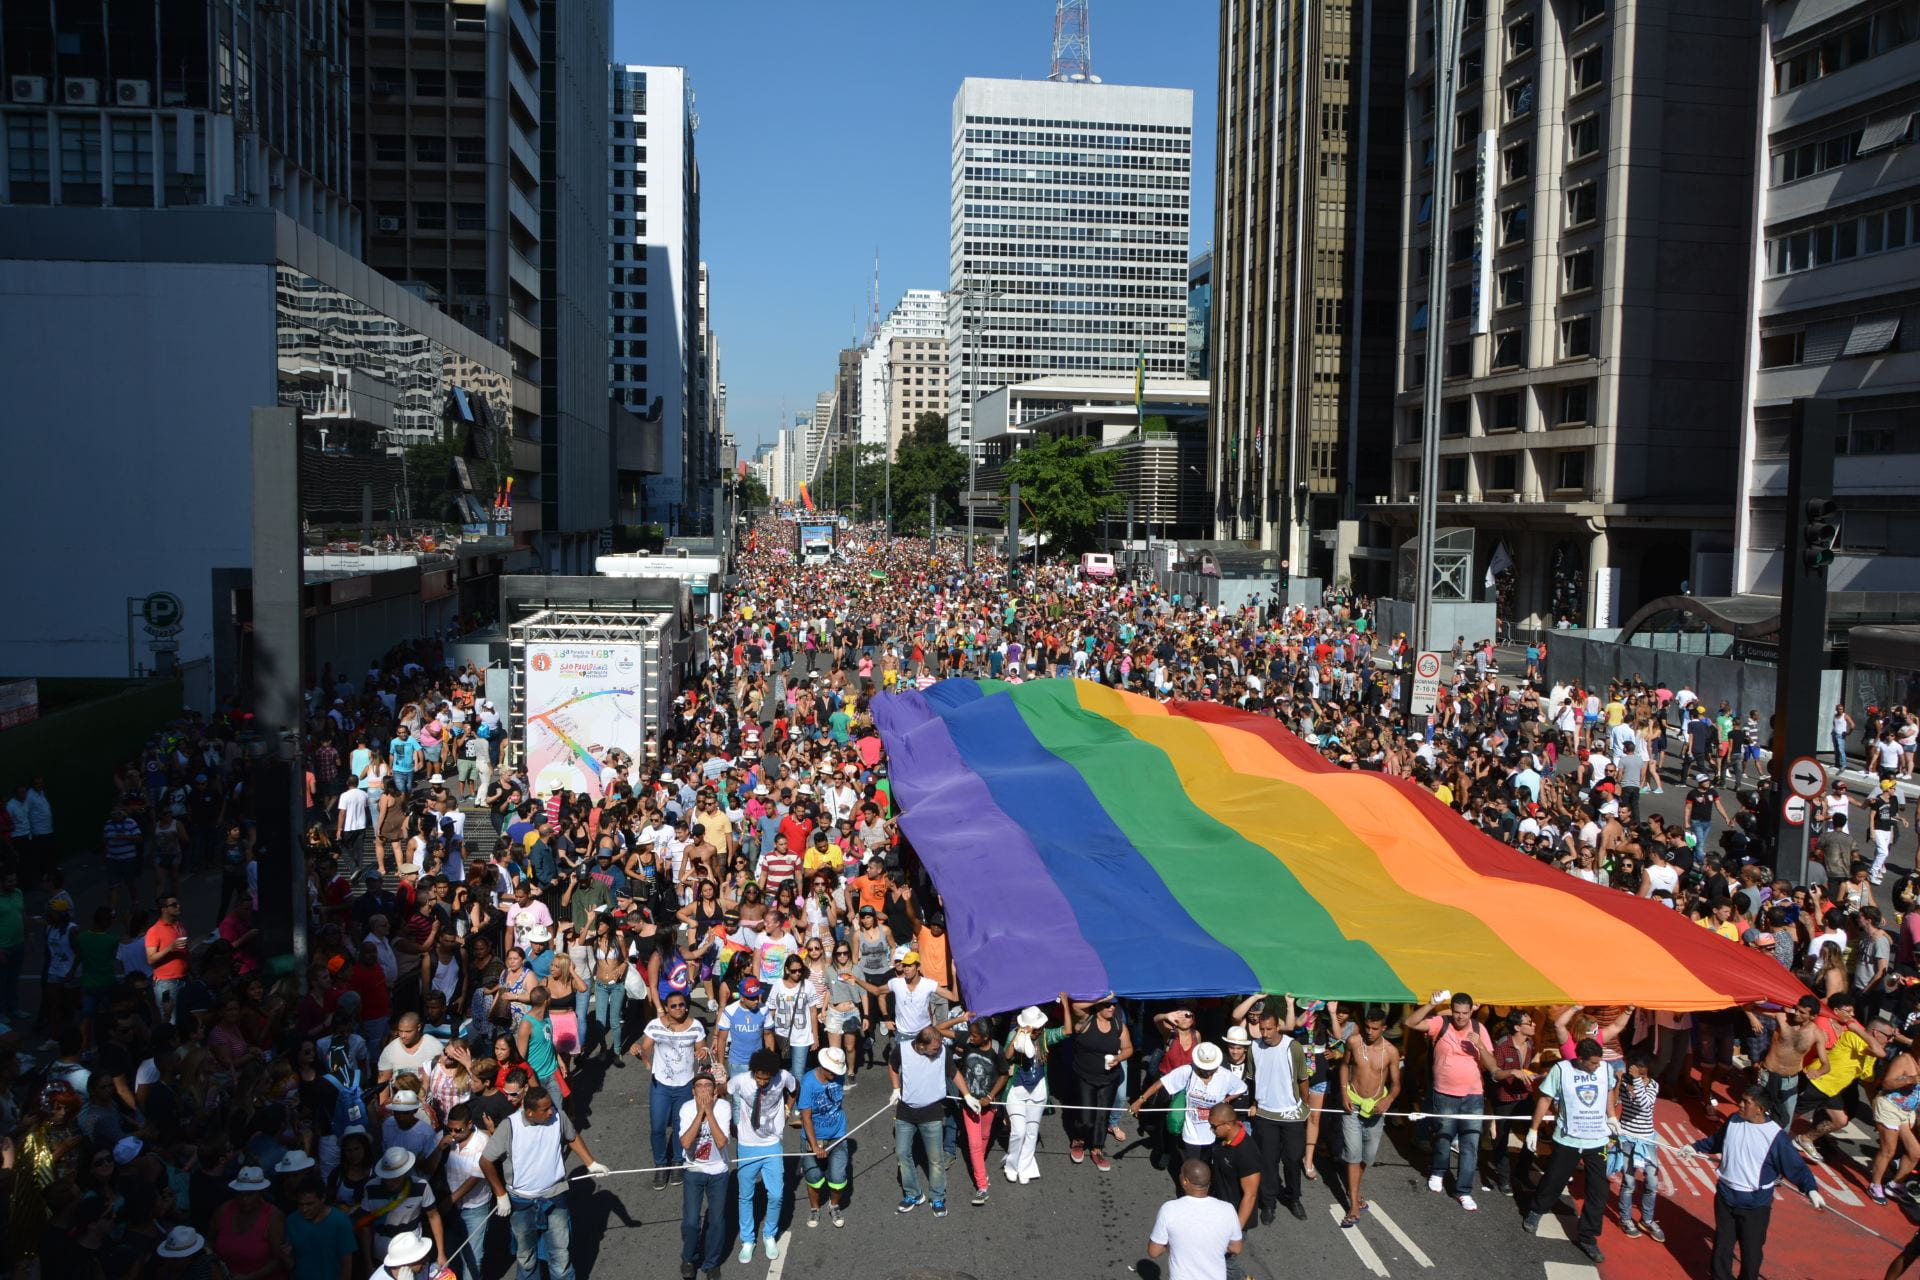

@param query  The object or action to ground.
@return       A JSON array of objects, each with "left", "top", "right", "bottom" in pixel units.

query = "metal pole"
[
  {"left": 883, "top": 360, "right": 893, "bottom": 534},
  {"left": 965, "top": 287, "right": 977, "bottom": 571},
  {"left": 1414, "top": 0, "right": 1465, "bottom": 654},
  {"left": 1007, "top": 481, "right": 1021, "bottom": 589},
  {"left": 1769, "top": 398, "right": 1837, "bottom": 886},
  {"left": 250, "top": 406, "right": 309, "bottom": 973}
]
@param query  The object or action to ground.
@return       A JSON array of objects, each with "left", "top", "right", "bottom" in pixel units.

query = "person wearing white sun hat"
[
  {"left": 370, "top": 1229, "right": 434, "bottom": 1280},
  {"left": 210, "top": 1167, "right": 287, "bottom": 1280},
  {"left": 356, "top": 1147, "right": 445, "bottom": 1272},
  {"left": 1001, "top": 1000, "right": 1067, "bottom": 1186},
  {"left": 1132, "top": 1039, "right": 1248, "bottom": 1186}
]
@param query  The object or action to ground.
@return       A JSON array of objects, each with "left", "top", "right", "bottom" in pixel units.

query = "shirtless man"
[
  {"left": 1338, "top": 1005, "right": 1402, "bottom": 1228},
  {"left": 1747, "top": 995, "right": 1830, "bottom": 1125}
]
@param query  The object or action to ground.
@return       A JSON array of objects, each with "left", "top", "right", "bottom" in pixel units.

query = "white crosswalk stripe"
[
  {"left": 1327, "top": 1203, "right": 1391, "bottom": 1278},
  {"left": 1542, "top": 1262, "right": 1601, "bottom": 1280},
  {"left": 1368, "top": 1203, "right": 1435, "bottom": 1268},
  {"left": 1657, "top": 1124, "right": 1714, "bottom": 1197},
  {"left": 1812, "top": 1163, "right": 1864, "bottom": 1207}
]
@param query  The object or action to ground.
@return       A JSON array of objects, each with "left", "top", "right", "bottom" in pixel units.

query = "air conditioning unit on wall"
[
  {"left": 63, "top": 77, "right": 99, "bottom": 105},
  {"left": 10, "top": 75, "right": 47, "bottom": 103},
  {"left": 115, "top": 78, "right": 151, "bottom": 106}
]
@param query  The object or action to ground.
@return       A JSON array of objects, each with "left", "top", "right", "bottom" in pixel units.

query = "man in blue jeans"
[
  {"left": 442, "top": 1104, "right": 494, "bottom": 1280},
  {"left": 728, "top": 1048, "right": 797, "bottom": 1262},
  {"left": 678, "top": 1076, "right": 733, "bottom": 1280},
  {"left": 390, "top": 724, "right": 422, "bottom": 794},
  {"left": 477, "top": 1086, "right": 609, "bottom": 1280},
  {"left": 1402, "top": 990, "right": 1496, "bottom": 1211},
  {"left": 888, "top": 1025, "right": 963, "bottom": 1217},
  {"left": 634, "top": 994, "right": 705, "bottom": 1190}
]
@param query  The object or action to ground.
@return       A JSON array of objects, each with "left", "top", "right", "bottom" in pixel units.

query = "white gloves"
[
  {"left": 890, "top": 1087, "right": 901, "bottom": 1104},
  {"left": 1809, "top": 1189, "right": 1827, "bottom": 1212},
  {"left": 962, "top": 1092, "right": 981, "bottom": 1115},
  {"left": 1432, "top": 990, "right": 1453, "bottom": 1006},
  {"left": 1606, "top": 1116, "right": 1621, "bottom": 1136},
  {"left": 1525, "top": 1130, "right": 1539, "bottom": 1153},
  {"left": 494, "top": 1194, "right": 512, "bottom": 1218},
  {"left": 586, "top": 1161, "right": 610, "bottom": 1177}
]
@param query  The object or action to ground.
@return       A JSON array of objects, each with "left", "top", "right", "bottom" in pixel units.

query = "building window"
[
  {"left": 1492, "top": 329, "right": 1523, "bottom": 369},
  {"left": 1574, "top": 0, "right": 1606, "bottom": 28},
  {"left": 1565, "top": 182, "right": 1598, "bottom": 227},
  {"left": 1561, "top": 315, "right": 1594, "bottom": 358},
  {"left": 1570, "top": 47, "right": 1604, "bottom": 95},
  {"left": 414, "top": 201, "right": 446, "bottom": 230},
  {"left": 1451, "top": 223, "right": 1476, "bottom": 263},
  {"left": 1502, "top": 139, "right": 1530, "bottom": 184},
  {"left": 1500, "top": 204, "right": 1529, "bottom": 247},
  {"left": 1759, "top": 331, "right": 1804, "bottom": 367},
  {"left": 455, "top": 136, "right": 485, "bottom": 165},
  {"left": 108, "top": 116, "right": 154, "bottom": 206},
  {"left": 1769, "top": 202, "right": 1915, "bottom": 274},
  {"left": 454, "top": 202, "right": 486, "bottom": 231},
  {"left": 1772, "top": 130, "right": 1861, "bottom": 183},
  {"left": 1490, "top": 391, "right": 1522, "bottom": 432},
  {"left": 1497, "top": 265, "right": 1527, "bottom": 309},
  {"left": 1568, "top": 114, "right": 1602, "bottom": 161},
  {"left": 414, "top": 135, "right": 445, "bottom": 163},
  {"left": 58, "top": 115, "right": 102, "bottom": 204},
  {"left": 1411, "top": 301, "right": 1429, "bottom": 331},
  {"left": 1417, "top": 190, "right": 1433, "bottom": 224},
  {"left": 1439, "top": 456, "right": 1468, "bottom": 493},
  {"left": 1506, "top": 15, "right": 1536, "bottom": 62},
  {"left": 374, "top": 134, "right": 404, "bottom": 163},
  {"left": 1447, "top": 340, "right": 1473, "bottom": 378},
  {"left": 6, "top": 113, "right": 51, "bottom": 198},
  {"left": 1487, "top": 452, "right": 1519, "bottom": 491},
  {"left": 1558, "top": 383, "right": 1593, "bottom": 425},
  {"left": 371, "top": 2, "right": 405, "bottom": 30},
  {"left": 1504, "top": 78, "right": 1534, "bottom": 122},
  {"left": 1448, "top": 282, "right": 1472, "bottom": 321},
  {"left": 413, "top": 69, "right": 445, "bottom": 97},
  {"left": 1444, "top": 400, "right": 1471, "bottom": 436},
  {"left": 1453, "top": 166, "right": 1478, "bottom": 206},
  {"left": 1563, "top": 247, "right": 1596, "bottom": 294},
  {"left": 1455, "top": 107, "right": 1481, "bottom": 141},
  {"left": 1555, "top": 450, "right": 1589, "bottom": 491}
]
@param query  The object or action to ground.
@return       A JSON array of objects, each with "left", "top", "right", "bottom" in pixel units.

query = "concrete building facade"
[
  {"left": 947, "top": 77, "right": 1193, "bottom": 449},
  {"left": 1739, "top": 0, "right": 1920, "bottom": 596},
  {"left": 858, "top": 289, "right": 947, "bottom": 454},
  {"left": 1210, "top": 0, "right": 1407, "bottom": 586},
  {"left": 1383, "top": 0, "right": 1761, "bottom": 629}
]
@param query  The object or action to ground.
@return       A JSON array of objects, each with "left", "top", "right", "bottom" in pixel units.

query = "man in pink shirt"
[{"left": 1402, "top": 990, "right": 1497, "bottom": 1211}]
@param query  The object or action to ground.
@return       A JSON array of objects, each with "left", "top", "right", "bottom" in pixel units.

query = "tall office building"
[
  {"left": 611, "top": 64, "right": 702, "bottom": 532},
  {"left": 1186, "top": 251, "right": 1212, "bottom": 381},
  {"left": 0, "top": 0, "right": 357, "bottom": 246},
  {"left": 858, "top": 289, "right": 947, "bottom": 454},
  {"left": 947, "top": 77, "right": 1193, "bottom": 448},
  {"left": 1385, "top": 0, "right": 1759, "bottom": 629},
  {"left": 349, "top": 0, "right": 537, "bottom": 437},
  {"left": 1211, "top": 0, "right": 1407, "bottom": 584},
  {"left": 536, "top": 0, "right": 613, "bottom": 565},
  {"left": 1737, "top": 0, "right": 1920, "bottom": 596}
]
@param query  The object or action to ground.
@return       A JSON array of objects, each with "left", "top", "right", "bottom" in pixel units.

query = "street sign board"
[
  {"left": 1410, "top": 651, "right": 1443, "bottom": 717},
  {"left": 960, "top": 491, "right": 1003, "bottom": 507},
  {"left": 1786, "top": 755, "right": 1827, "bottom": 799},
  {"left": 1782, "top": 794, "right": 1808, "bottom": 826},
  {"left": 142, "top": 591, "right": 183, "bottom": 634}
]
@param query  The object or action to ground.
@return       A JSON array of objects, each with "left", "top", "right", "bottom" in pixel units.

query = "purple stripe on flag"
[{"left": 873, "top": 687, "right": 1110, "bottom": 1015}]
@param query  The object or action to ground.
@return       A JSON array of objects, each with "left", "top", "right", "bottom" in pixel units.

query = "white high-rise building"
[
  {"left": 947, "top": 77, "right": 1193, "bottom": 447},
  {"left": 859, "top": 289, "right": 948, "bottom": 454},
  {"left": 611, "top": 65, "right": 702, "bottom": 532}
]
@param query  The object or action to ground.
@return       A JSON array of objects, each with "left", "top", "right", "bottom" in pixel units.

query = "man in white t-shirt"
[
  {"left": 728, "top": 1050, "right": 798, "bottom": 1262},
  {"left": 1148, "top": 1159, "right": 1243, "bottom": 1280},
  {"left": 336, "top": 784, "right": 371, "bottom": 873},
  {"left": 678, "top": 1077, "right": 734, "bottom": 1278},
  {"left": 376, "top": 1015, "right": 444, "bottom": 1088},
  {"left": 868, "top": 949, "right": 956, "bottom": 1058}
]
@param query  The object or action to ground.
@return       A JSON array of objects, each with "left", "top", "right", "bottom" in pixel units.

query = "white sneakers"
[
  {"left": 1429, "top": 1174, "right": 1445, "bottom": 1193},
  {"left": 1460, "top": 1195, "right": 1479, "bottom": 1212}
]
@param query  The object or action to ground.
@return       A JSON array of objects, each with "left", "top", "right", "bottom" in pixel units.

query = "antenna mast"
[{"left": 1050, "top": 0, "right": 1095, "bottom": 82}]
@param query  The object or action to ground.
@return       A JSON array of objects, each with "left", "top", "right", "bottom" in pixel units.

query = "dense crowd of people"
[{"left": 0, "top": 516, "right": 1917, "bottom": 1280}]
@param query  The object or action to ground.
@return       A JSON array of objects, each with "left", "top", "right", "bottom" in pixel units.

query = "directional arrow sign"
[
  {"left": 1782, "top": 795, "right": 1808, "bottom": 827},
  {"left": 1787, "top": 755, "right": 1827, "bottom": 800}
]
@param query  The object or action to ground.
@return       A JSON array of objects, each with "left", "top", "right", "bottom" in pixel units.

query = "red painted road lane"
[{"left": 1568, "top": 1094, "right": 1920, "bottom": 1280}]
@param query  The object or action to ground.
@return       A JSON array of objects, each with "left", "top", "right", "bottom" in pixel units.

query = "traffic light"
[
  {"left": 1278, "top": 558, "right": 1291, "bottom": 591},
  {"left": 1803, "top": 497, "right": 1839, "bottom": 571}
]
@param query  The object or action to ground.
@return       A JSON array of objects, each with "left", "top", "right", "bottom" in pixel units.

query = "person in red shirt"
[{"left": 348, "top": 941, "right": 393, "bottom": 1041}]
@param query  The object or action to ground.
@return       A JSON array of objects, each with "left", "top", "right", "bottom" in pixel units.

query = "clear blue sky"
[{"left": 611, "top": 0, "right": 1218, "bottom": 454}]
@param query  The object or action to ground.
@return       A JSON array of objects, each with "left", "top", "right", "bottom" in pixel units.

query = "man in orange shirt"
[
  {"left": 849, "top": 858, "right": 891, "bottom": 916},
  {"left": 144, "top": 894, "right": 192, "bottom": 1019}
]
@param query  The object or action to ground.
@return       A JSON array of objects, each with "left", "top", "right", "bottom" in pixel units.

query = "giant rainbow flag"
[{"left": 873, "top": 678, "right": 1804, "bottom": 1015}]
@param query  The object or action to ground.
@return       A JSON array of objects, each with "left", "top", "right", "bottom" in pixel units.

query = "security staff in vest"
[
  {"left": 1689, "top": 1085, "right": 1826, "bottom": 1280},
  {"left": 1523, "top": 1038, "right": 1617, "bottom": 1265},
  {"left": 479, "top": 1085, "right": 610, "bottom": 1280},
  {"left": 1248, "top": 1007, "right": 1311, "bottom": 1222}
]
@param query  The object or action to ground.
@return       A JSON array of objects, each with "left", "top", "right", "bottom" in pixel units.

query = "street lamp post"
[
  {"left": 883, "top": 359, "right": 893, "bottom": 534},
  {"left": 960, "top": 279, "right": 1003, "bottom": 571},
  {"left": 1414, "top": 0, "right": 1469, "bottom": 656}
]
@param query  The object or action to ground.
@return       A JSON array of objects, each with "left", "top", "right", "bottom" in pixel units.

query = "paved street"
[{"left": 530, "top": 1068, "right": 1912, "bottom": 1280}]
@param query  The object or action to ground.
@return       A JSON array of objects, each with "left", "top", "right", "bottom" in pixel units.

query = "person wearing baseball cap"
[
  {"left": 716, "top": 976, "right": 773, "bottom": 1076},
  {"left": 1870, "top": 774, "right": 1907, "bottom": 884}
]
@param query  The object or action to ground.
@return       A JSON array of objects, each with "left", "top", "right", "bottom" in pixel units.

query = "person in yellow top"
[
  {"left": 1605, "top": 695, "right": 1627, "bottom": 727},
  {"left": 801, "top": 829, "right": 843, "bottom": 877},
  {"left": 1432, "top": 779, "right": 1456, "bottom": 807},
  {"left": 1698, "top": 899, "right": 1741, "bottom": 942},
  {"left": 1795, "top": 992, "right": 1890, "bottom": 1162}
]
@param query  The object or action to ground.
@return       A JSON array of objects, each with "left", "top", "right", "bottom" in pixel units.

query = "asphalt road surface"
[{"left": 519, "top": 1068, "right": 1917, "bottom": 1280}]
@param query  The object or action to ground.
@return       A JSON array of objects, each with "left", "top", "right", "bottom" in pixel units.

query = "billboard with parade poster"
[{"left": 524, "top": 643, "right": 645, "bottom": 800}]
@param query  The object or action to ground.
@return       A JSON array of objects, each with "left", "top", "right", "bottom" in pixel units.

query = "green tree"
[
  {"left": 907, "top": 410, "right": 950, "bottom": 448},
  {"left": 403, "top": 427, "right": 473, "bottom": 526},
  {"left": 890, "top": 435, "right": 968, "bottom": 535},
  {"left": 736, "top": 471, "right": 769, "bottom": 514},
  {"left": 1002, "top": 434, "right": 1122, "bottom": 553}
]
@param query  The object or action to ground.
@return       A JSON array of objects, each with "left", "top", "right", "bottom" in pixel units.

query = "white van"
[{"left": 1078, "top": 552, "right": 1115, "bottom": 580}]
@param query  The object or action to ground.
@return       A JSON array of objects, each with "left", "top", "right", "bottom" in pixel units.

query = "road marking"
[
  {"left": 1657, "top": 1124, "right": 1714, "bottom": 1197},
  {"left": 1368, "top": 1203, "right": 1434, "bottom": 1268},
  {"left": 1542, "top": 1262, "right": 1600, "bottom": 1280},
  {"left": 1327, "top": 1203, "right": 1390, "bottom": 1277},
  {"left": 1535, "top": 1210, "right": 1569, "bottom": 1240},
  {"left": 764, "top": 1231, "right": 789, "bottom": 1280},
  {"left": 1813, "top": 1164, "right": 1864, "bottom": 1207}
]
